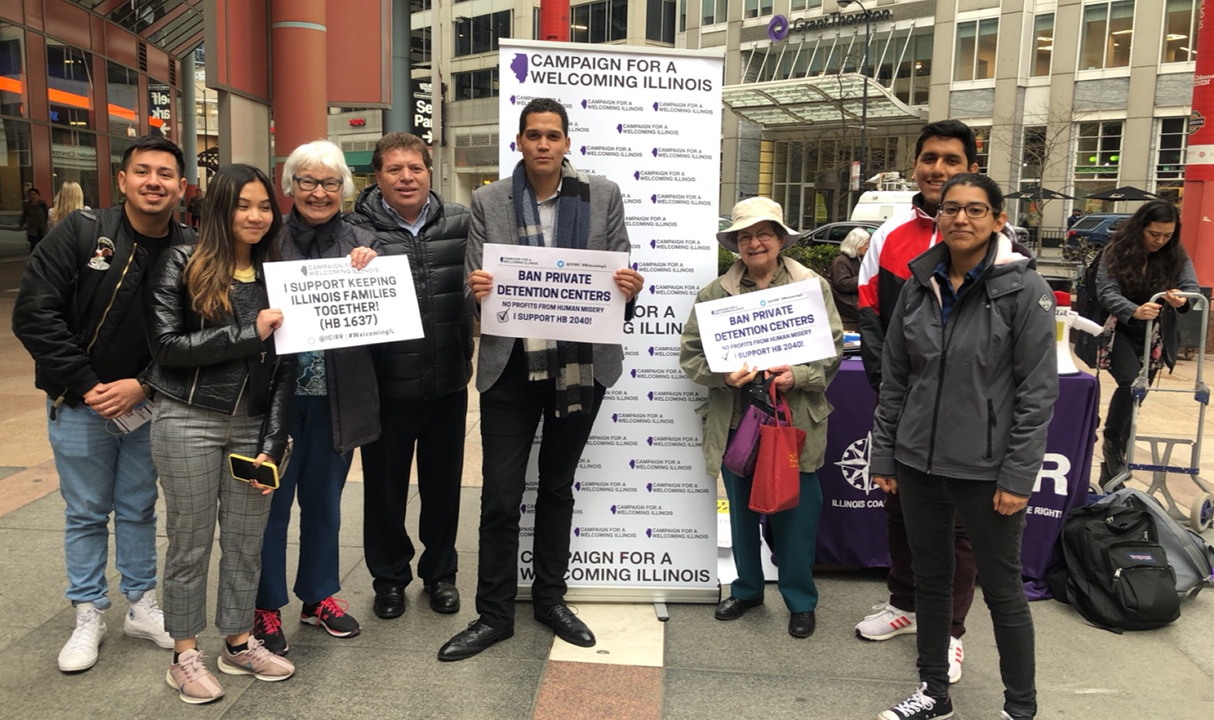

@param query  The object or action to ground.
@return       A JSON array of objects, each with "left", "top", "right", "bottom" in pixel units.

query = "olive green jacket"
[{"left": 680, "top": 256, "right": 844, "bottom": 478}]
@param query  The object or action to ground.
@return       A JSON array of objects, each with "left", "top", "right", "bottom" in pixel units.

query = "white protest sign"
[
  {"left": 480, "top": 243, "right": 628, "bottom": 344},
  {"left": 263, "top": 255, "right": 423, "bottom": 353},
  {"left": 694, "top": 279, "right": 837, "bottom": 372}
]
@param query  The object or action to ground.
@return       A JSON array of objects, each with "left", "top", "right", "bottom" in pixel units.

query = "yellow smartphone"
[{"left": 228, "top": 454, "right": 280, "bottom": 489}]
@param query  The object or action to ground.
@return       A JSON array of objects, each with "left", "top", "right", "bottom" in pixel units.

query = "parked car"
[
  {"left": 798, "top": 220, "right": 881, "bottom": 247},
  {"left": 1064, "top": 213, "right": 1132, "bottom": 251}
]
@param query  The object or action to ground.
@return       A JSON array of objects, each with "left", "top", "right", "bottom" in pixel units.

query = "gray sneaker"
[
  {"left": 166, "top": 648, "right": 224, "bottom": 704},
  {"left": 218, "top": 637, "right": 295, "bottom": 682}
]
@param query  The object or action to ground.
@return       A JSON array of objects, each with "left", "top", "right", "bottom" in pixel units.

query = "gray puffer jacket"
[{"left": 869, "top": 233, "right": 1058, "bottom": 497}]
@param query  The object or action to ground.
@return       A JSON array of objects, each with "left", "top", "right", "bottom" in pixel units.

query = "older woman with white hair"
[
  {"left": 253, "top": 140, "right": 384, "bottom": 655},
  {"left": 830, "top": 227, "right": 869, "bottom": 332},
  {"left": 680, "top": 197, "right": 843, "bottom": 639}
]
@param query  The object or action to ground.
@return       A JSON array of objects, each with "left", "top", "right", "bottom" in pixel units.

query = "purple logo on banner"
[
  {"left": 768, "top": 15, "right": 790, "bottom": 42},
  {"left": 511, "top": 54, "right": 528, "bottom": 83}
]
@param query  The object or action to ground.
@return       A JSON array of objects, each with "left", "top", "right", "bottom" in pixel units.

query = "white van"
[{"left": 849, "top": 190, "right": 918, "bottom": 223}]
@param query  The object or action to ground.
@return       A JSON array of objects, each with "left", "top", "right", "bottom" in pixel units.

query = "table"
[{"left": 815, "top": 357, "right": 1100, "bottom": 598}]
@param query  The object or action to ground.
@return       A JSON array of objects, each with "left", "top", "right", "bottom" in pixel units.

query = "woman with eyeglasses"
[
  {"left": 871, "top": 174, "right": 1056, "bottom": 720},
  {"left": 679, "top": 196, "right": 843, "bottom": 639},
  {"left": 252, "top": 140, "right": 384, "bottom": 655},
  {"left": 1094, "top": 200, "right": 1198, "bottom": 485}
]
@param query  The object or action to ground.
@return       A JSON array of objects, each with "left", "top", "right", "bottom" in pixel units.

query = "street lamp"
[{"left": 838, "top": 0, "right": 871, "bottom": 189}]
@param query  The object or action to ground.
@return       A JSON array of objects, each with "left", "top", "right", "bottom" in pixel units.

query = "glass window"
[
  {"left": 454, "top": 10, "right": 511, "bottom": 57},
  {"left": 411, "top": 27, "right": 431, "bottom": 65},
  {"left": 0, "top": 118, "right": 33, "bottom": 217},
  {"left": 791, "top": 1, "right": 822, "bottom": 10},
  {"left": 744, "top": 0, "right": 772, "bottom": 19},
  {"left": 1162, "top": 0, "right": 1197, "bottom": 64},
  {"left": 107, "top": 63, "right": 138, "bottom": 139},
  {"left": 1080, "top": 1, "right": 1134, "bottom": 71},
  {"left": 972, "top": 127, "right": 990, "bottom": 174},
  {"left": 1022, "top": 125, "right": 1047, "bottom": 179},
  {"left": 703, "top": 0, "right": 729, "bottom": 26},
  {"left": 679, "top": 0, "right": 686, "bottom": 32},
  {"left": 1156, "top": 117, "right": 1188, "bottom": 180},
  {"left": 571, "top": 1, "right": 627, "bottom": 44},
  {"left": 47, "top": 42, "right": 94, "bottom": 130},
  {"left": 1074, "top": 120, "right": 1123, "bottom": 180},
  {"left": 1032, "top": 14, "right": 1053, "bottom": 76},
  {"left": 647, "top": 0, "right": 677, "bottom": 43},
  {"left": 954, "top": 18, "right": 998, "bottom": 81},
  {"left": 453, "top": 68, "right": 499, "bottom": 101},
  {"left": 0, "top": 23, "right": 26, "bottom": 118},
  {"left": 51, "top": 127, "right": 99, "bottom": 209}
]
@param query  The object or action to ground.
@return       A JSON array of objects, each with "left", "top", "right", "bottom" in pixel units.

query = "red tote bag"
[{"left": 749, "top": 384, "right": 805, "bottom": 514}]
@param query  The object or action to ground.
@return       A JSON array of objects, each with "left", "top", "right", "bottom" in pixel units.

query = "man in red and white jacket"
[{"left": 854, "top": 120, "right": 981, "bottom": 686}]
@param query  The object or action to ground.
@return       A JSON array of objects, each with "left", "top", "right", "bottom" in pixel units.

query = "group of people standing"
[
  {"left": 11, "top": 102, "right": 1194, "bottom": 719},
  {"left": 12, "top": 97, "right": 643, "bottom": 704}
]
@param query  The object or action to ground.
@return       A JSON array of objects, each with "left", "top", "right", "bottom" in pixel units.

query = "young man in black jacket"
[
  {"left": 345, "top": 132, "right": 472, "bottom": 620},
  {"left": 12, "top": 136, "right": 192, "bottom": 673}
]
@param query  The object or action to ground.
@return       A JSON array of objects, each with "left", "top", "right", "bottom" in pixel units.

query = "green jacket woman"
[{"left": 679, "top": 197, "right": 843, "bottom": 640}]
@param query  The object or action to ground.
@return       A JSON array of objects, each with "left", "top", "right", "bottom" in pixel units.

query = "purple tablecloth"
[{"left": 815, "top": 358, "right": 1100, "bottom": 598}]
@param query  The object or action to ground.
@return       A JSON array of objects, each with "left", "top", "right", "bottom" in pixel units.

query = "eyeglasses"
[
  {"left": 293, "top": 176, "right": 343, "bottom": 193},
  {"left": 737, "top": 230, "right": 779, "bottom": 245},
  {"left": 938, "top": 202, "right": 993, "bottom": 219}
]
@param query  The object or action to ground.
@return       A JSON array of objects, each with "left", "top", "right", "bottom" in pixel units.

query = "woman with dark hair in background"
[
  {"left": 872, "top": 174, "right": 1056, "bottom": 720},
  {"left": 1095, "top": 200, "right": 1199, "bottom": 484},
  {"left": 146, "top": 164, "right": 297, "bottom": 703}
]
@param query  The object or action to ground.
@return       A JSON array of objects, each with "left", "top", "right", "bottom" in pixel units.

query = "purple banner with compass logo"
[{"left": 814, "top": 358, "right": 1100, "bottom": 598}]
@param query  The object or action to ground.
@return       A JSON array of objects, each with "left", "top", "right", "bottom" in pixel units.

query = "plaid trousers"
[{"left": 151, "top": 396, "right": 271, "bottom": 638}]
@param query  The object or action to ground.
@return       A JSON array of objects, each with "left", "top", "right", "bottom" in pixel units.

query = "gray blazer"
[{"left": 466, "top": 173, "right": 631, "bottom": 392}]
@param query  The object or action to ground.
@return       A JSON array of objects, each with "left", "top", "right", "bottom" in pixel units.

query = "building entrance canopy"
[{"left": 722, "top": 74, "right": 925, "bottom": 129}]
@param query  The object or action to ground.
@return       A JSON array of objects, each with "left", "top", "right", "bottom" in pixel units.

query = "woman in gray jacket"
[{"left": 870, "top": 174, "right": 1057, "bottom": 720}]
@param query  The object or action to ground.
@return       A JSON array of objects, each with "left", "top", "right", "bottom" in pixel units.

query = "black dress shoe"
[
  {"left": 424, "top": 581, "right": 461, "bottom": 614},
  {"left": 373, "top": 586, "right": 405, "bottom": 619},
  {"left": 437, "top": 620, "right": 514, "bottom": 662},
  {"left": 714, "top": 595, "right": 763, "bottom": 621},
  {"left": 535, "top": 603, "right": 595, "bottom": 647},
  {"left": 788, "top": 611, "right": 816, "bottom": 638}
]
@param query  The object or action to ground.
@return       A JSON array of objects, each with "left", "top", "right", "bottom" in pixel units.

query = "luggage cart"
[{"left": 1104, "top": 291, "right": 1214, "bottom": 531}]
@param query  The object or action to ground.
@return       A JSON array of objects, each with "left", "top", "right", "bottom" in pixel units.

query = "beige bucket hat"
[{"left": 716, "top": 196, "right": 798, "bottom": 252}]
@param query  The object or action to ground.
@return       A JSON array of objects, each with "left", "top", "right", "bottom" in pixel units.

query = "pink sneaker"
[
  {"left": 218, "top": 637, "right": 295, "bottom": 682},
  {"left": 166, "top": 648, "right": 224, "bottom": 704}
]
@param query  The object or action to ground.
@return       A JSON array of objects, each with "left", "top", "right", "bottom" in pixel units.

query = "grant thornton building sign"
[{"left": 767, "top": 9, "right": 894, "bottom": 42}]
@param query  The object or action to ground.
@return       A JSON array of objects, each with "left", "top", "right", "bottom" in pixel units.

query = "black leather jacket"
[
  {"left": 346, "top": 186, "right": 473, "bottom": 400},
  {"left": 12, "top": 206, "right": 194, "bottom": 409},
  {"left": 144, "top": 244, "right": 296, "bottom": 462}
]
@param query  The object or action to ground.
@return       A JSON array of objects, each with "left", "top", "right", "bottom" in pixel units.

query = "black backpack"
[
  {"left": 1072, "top": 248, "right": 1108, "bottom": 367},
  {"left": 1053, "top": 502, "right": 1180, "bottom": 632}
]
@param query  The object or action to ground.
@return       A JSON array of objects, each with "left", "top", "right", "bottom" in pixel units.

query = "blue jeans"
[
  {"left": 48, "top": 400, "right": 158, "bottom": 609},
  {"left": 257, "top": 395, "right": 353, "bottom": 609}
]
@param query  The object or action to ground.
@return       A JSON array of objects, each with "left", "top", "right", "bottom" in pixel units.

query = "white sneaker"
[
  {"left": 947, "top": 636, "right": 964, "bottom": 684},
  {"left": 58, "top": 603, "right": 107, "bottom": 672},
  {"left": 856, "top": 602, "right": 917, "bottom": 641},
  {"left": 125, "top": 593, "right": 174, "bottom": 649}
]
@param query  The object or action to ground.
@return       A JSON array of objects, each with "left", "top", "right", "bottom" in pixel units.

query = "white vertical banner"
[{"left": 497, "top": 40, "right": 724, "bottom": 602}]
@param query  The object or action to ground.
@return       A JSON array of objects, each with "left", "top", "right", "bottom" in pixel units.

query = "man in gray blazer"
[{"left": 438, "top": 98, "right": 644, "bottom": 661}]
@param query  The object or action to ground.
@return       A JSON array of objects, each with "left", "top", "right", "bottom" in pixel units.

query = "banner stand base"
[{"left": 516, "top": 585, "right": 719, "bottom": 605}]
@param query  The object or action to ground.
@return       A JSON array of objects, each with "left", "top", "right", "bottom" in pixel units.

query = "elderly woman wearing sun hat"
[{"left": 679, "top": 196, "right": 843, "bottom": 639}]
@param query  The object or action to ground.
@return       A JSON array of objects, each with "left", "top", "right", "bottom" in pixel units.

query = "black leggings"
[{"left": 1103, "top": 329, "right": 1156, "bottom": 458}]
